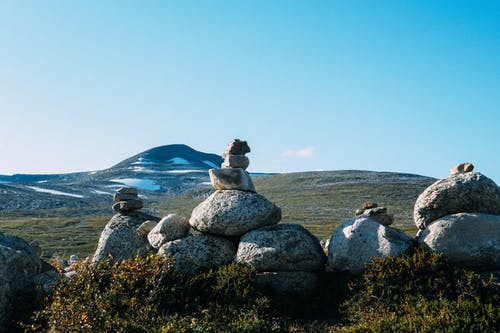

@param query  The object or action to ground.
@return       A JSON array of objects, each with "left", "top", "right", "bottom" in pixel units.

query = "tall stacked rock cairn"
[
  {"left": 327, "top": 201, "right": 413, "bottom": 274},
  {"left": 93, "top": 187, "right": 160, "bottom": 262},
  {"left": 415, "top": 163, "right": 500, "bottom": 274},
  {"left": 158, "top": 139, "right": 327, "bottom": 296}
]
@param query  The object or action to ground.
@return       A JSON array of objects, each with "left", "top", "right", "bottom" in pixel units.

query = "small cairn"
[
  {"left": 354, "top": 201, "right": 394, "bottom": 226},
  {"left": 209, "top": 139, "right": 255, "bottom": 192},
  {"left": 112, "top": 187, "right": 144, "bottom": 213},
  {"left": 450, "top": 162, "right": 474, "bottom": 175},
  {"left": 93, "top": 187, "right": 160, "bottom": 262}
]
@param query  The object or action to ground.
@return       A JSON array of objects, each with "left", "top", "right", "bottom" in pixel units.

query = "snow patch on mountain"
[
  {"left": 165, "top": 170, "right": 205, "bottom": 174},
  {"left": 132, "top": 157, "right": 155, "bottom": 165},
  {"left": 110, "top": 178, "right": 161, "bottom": 191},
  {"left": 203, "top": 160, "right": 219, "bottom": 168},
  {"left": 169, "top": 157, "right": 190, "bottom": 165},
  {"left": 27, "top": 186, "right": 85, "bottom": 198},
  {"left": 93, "top": 190, "right": 113, "bottom": 196}
]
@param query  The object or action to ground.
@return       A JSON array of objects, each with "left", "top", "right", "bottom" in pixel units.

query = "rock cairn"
[
  {"left": 209, "top": 139, "right": 255, "bottom": 192},
  {"left": 354, "top": 201, "right": 394, "bottom": 226},
  {"left": 157, "top": 139, "right": 327, "bottom": 291},
  {"left": 414, "top": 162, "right": 500, "bottom": 229},
  {"left": 327, "top": 203, "right": 412, "bottom": 274},
  {"left": 416, "top": 163, "right": 500, "bottom": 272},
  {"left": 112, "top": 187, "right": 144, "bottom": 213},
  {"left": 93, "top": 187, "right": 160, "bottom": 262}
]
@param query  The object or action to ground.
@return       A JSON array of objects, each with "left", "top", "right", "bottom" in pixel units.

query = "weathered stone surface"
[
  {"left": 327, "top": 217, "right": 414, "bottom": 274},
  {"left": 114, "top": 192, "right": 140, "bottom": 202},
  {"left": 112, "top": 199, "right": 143, "bottom": 212},
  {"left": 158, "top": 234, "right": 236, "bottom": 275},
  {"left": 222, "top": 139, "right": 250, "bottom": 158},
  {"left": 92, "top": 211, "right": 160, "bottom": 262},
  {"left": 209, "top": 168, "right": 256, "bottom": 192},
  {"left": 255, "top": 271, "right": 320, "bottom": 296},
  {"left": 363, "top": 201, "right": 378, "bottom": 209},
  {"left": 414, "top": 172, "right": 500, "bottom": 229},
  {"left": 190, "top": 190, "right": 281, "bottom": 236},
  {"left": 148, "top": 214, "right": 190, "bottom": 249},
  {"left": 0, "top": 233, "right": 41, "bottom": 331},
  {"left": 116, "top": 187, "right": 138, "bottom": 195},
  {"left": 136, "top": 220, "right": 158, "bottom": 236},
  {"left": 236, "top": 224, "right": 326, "bottom": 272},
  {"left": 450, "top": 162, "right": 474, "bottom": 175},
  {"left": 418, "top": 213, "right": 500, "bottom": 271},
  {"left": 222, "top": 154, "right": 250, "bottom": 169},
  {"left": 370, "top": 213, "right": 394, "bottom": 226}
]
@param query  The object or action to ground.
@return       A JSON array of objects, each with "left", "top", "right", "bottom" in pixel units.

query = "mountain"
[{"left": 0, "top": 144, "right": 222, "bottom": 213}]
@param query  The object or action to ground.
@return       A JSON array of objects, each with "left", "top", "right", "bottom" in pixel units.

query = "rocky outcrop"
[
  {"left": 189, "top": 190, "right": 281, "bottom": 236},
  {"left": 93, "top": 187, "right": 160, "bottom": 262},
  {"left": 158, "top": 234, "right": 236, "bottom": 275},
  {"left": 148, "top": 214, "right": 190, "bottom": 249},
  {"left": 413, "top": 172, "right": 500, "bottom": 229},
  {"left": 418, "top": 213, "right": 500, "bottom": 271},
  {"left": 0, "top": 233, "right": 42, "bottom": 332},
  {"left": 327, "top": 217, "right": 414, "bottom": 274},
  {"left": 236, "top": 224, "right": 326, "bottom": 272}
]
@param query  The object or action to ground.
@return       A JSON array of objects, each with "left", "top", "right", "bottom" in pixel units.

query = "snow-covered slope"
[{"left": 0, "top": 144, "right": 223, "bottom": 211}]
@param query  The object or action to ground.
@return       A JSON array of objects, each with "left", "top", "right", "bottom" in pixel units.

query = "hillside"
[
  {"left": 0, "top": 144, "right": 436, "bottom": 259},
  {"left": 0, "top": 144, "right": 222, "bottom": 214}
]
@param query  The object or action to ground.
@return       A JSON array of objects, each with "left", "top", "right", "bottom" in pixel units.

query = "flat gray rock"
[
  {"left": 92, "top": 211, "right": 160, "bottom": 262},
  {"left": 414, "top": 172, "right": 500, "bottom": 229},
  {"left": 221, "top": 154, "right": 250, "bottom": 169},
  {"left": 209, "top": 168, "right": 256, "bottom": 192},
  {"left": 327, "top": 217, "right": 414, "bottom": 274},
  {"left": 158, "top": 234, "right": 236, "bottom": 275},
  {"left": 147, "top": 214, "right": 190, "bottom": 249},
  {"left": 0, "top": 233, "right": 41, "bottom": 331},
  {"left": 236, "top": 224, "right": 326, "bottom": 272},
  {"left": 418, "top": 213, "right": 500, "bottom": 271},
  {"left": 189, "top": 190, "right": 281, "bottom": 236}
]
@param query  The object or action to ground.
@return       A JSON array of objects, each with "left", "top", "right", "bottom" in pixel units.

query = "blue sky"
[{"left": 0, "top": 1, "right": 499, "bottom": 183}]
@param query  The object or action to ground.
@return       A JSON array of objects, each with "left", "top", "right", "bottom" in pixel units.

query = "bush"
[
  {"left": 339, "top": 248, "right": 500, "bottom": 332},
  {"left": 23, "top": 256, "right": 286, "bottom": 333}
]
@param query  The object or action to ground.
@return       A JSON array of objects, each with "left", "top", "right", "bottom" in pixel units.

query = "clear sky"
[{"left": 1, "top": 1, "right": 499, "bottom": 183}]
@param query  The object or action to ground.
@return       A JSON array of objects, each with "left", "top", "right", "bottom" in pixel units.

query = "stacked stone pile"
[
  {"left": 354, "top": 201, "right": 394, "bottom": 226},
  {"left": 158, "top": 139, "right": 327, "bottom": 290},
  {"left": 93, "top": 187, "right": 160, "bottom": 262},
  {"left": 209, "top": 139, "right": 255, "bottom": 192},
  {"left": 112, "top": 187, "right": 143, "bottom": 213},
  {"left": 416, "top": 163, "right": 500, "bottom": 272},
  {"left": 327, "top": 202, "right": 413, "bottom": 274}
]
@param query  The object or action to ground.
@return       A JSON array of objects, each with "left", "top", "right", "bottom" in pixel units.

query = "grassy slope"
[{"left": 0, "top": 170, "right": 435, "bottom": 260}]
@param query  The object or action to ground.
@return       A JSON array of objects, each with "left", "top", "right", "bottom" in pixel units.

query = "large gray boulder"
[
  {"left": 189, "top": 190, "right": 281, "bottom": 236},
  {"left": 0, "top": 233, "right": 41, "bottom": 332},
  {"left": 158, "top": 234, "right": 236, "bottom": 275},
  {"left": 147, "top": 214, "right": 190, "bottom": 249},
  {"left": 92, "top": 211, "right": 160, "bottom": 262},
  {"left": 414, "top": 172, "right": 500, "bottom": 229},
  {"left": 327, "top": 217, "right": 414, "bottom": 274},
  {"left": 418, "top": 213, "right": 500, "bottom": 271},
  {"left": 236, "top": 224, "right": 326, "bottom": 272}
]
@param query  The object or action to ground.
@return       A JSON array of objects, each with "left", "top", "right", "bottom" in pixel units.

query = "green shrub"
[
  {"left": 340, "top": 248, "right": 500, "bottom": 332},
  {"left": 23, "top": 256, "right": 286, "bottom": 333}
]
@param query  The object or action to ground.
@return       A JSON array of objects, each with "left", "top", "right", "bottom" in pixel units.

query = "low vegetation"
[{"left": 14, "top": 248, "right": 500, "bottom": 332}]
